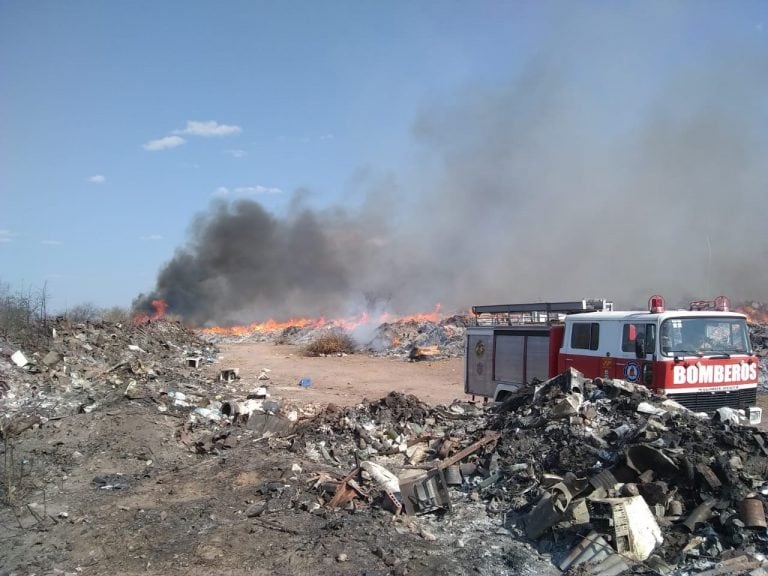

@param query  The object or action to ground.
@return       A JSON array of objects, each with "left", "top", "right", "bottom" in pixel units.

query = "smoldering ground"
[{"left": 137, "top": 5, "right": 768, "bottom": 325}]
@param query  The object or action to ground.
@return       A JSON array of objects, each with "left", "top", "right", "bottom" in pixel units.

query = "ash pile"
[
  {"left": 297, "top": 370, "right": 768, "bottom": 575},
  {"left": 0, "top": 317, "right": 219, "bottom": 420}
]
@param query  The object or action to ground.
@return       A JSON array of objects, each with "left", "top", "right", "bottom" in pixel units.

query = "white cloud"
[
  {"left": 224, "top": 149, "right": 247, "bottom": 158},
  {"left": 143, "top": 135, "right": 186, "bottom": 151},
  {"left": 176, "top": 120, "right": 242, "bottom": 137},
  {"left": 140, "top": 234, "right": 164, "bottom": 241},
  {"left": 88, "top": 174, "right": 106, "bottom": 184},
  {"left": 320, "top": 133, "right": 335, "bottom": 141},
  {"left": 213, "top": 186, "right": 230, "bottom": 197},
  {"left": 41, "top": 240, "right": 62, "bottom": 246},
  {"left": 0, "top": 229, "right": 14, "bottom": 243},
  {"left": 234, "top": 185, "right": 283, "bottom": 195}
]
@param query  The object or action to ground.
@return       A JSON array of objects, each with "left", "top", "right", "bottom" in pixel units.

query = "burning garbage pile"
[
  {"left": 288, "top": 371, "right": 768, "bottom": 575},
  {"left": 365, "top": 314, "right": 468, "bottom": 359},
  {"left": 199, "top": 311, "right": 468, "bottom": 360}
]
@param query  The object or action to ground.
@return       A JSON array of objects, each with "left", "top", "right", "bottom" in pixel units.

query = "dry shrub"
[
  {"left": 0, "top": 279, "right": 51, "bottom": 348},
  {"left": 303, "top": 331, "right": 357, "bottom": 357}
]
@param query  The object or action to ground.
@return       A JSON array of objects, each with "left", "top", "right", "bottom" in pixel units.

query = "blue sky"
[{"left": 1, "top": 1, "right": 767, "bottom": 315}]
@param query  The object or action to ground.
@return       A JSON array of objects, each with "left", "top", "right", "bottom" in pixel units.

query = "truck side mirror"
[{"left": 635, "top": 339, "right": 646, "bottom": 358}]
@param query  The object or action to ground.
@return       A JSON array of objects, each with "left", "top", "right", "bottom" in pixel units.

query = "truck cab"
[{"left": 465, "top": 296, "right": 760, "bottom": 418}]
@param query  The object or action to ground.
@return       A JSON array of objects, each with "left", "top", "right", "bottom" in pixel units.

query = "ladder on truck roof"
[{"left": 471, "top": 299, "right": 613, "bottom": 326}]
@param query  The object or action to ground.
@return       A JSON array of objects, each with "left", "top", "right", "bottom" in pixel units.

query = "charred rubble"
[{"left": 288, "top": 369, "right": 768, "bottom": 575}]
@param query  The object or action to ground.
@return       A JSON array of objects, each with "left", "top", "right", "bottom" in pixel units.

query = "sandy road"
[{"left": 210, "top": 341, "right": 472, "bottom": 407}]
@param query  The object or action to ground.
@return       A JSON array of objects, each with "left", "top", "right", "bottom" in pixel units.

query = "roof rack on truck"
[{"left": 471, "top": 299, "right": 613, "bottom": 326}]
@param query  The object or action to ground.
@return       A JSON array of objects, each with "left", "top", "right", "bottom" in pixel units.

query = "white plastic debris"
[
  {"left": 589, "top": 495, "right": 663, "bottom": 561},
  {"left": 11, "top": 350, "right": 29, "bottom": 367},
  {"left": 715, "top": 406, "right": 749, "bottom": 426},
  {"left": 193, "top": 407, "right": 222, "bottom": 421},
  {"left": 660, "top": 398, "right": 690, "bottom": 413},
  {"left": 128, "top": 345, "right": 147, "bottom": 353},
  {"left": 551, "top": 393, "right": 583, "bottom": 418},
  {"left": 239, "top": 398, "right": 265, "bottom": 417},
  {"left": 168, "top": 391, "right": 190, "bottom": 407},
  {"left": 361, "top": 461, "right": 400, "bottom": 494},
  {"left": 637, "top": 402, "right": 667, "bottom": 416}
]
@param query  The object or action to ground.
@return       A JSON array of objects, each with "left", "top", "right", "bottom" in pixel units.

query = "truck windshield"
[{"left": 660, "top": 317, "right": 751, "bottom": 357}]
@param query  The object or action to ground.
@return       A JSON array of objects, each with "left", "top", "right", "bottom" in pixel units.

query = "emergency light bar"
[{"left": 689, "top": 295, "right": 731, "bottom": 312}]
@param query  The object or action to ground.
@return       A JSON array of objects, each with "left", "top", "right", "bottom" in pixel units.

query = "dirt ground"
[
  {"left": 2, "top": 343, "right": 554, "bottom": 576},
  {"left": 215, "top": 342, "right": 469, "bottom": 407}
]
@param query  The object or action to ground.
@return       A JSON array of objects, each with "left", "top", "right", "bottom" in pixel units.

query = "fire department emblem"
[
  {"left": 624, "top": 362, "right": 640, "bottom": 383},
  {"left": 475, "top": 341, "right": 485, "bottom": 357}
]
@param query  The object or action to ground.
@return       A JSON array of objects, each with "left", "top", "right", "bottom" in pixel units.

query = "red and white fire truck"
[{"left": 465, "top": 295, "right": 760, "bottom": 419}]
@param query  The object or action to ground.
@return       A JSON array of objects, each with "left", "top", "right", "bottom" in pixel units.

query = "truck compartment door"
[
  {"left": 465, "top": 332, "right": 494, "bottom": 397},
  {"left": 495, "top": 331, "right": 551, "bottom": 385}
]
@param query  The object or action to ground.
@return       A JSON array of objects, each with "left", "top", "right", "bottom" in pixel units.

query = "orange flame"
[
  {"left": 199, "top": 316, "right": 325, "bottom": 336},
  {"left": 198, "top": 304, "right": 446, "bottom": 337},
  {"left": 736, "top": 305, "right": 768, "bottom": 325},
  {"left": 133, "top": 299, "right": 168, "bottom": 324}
]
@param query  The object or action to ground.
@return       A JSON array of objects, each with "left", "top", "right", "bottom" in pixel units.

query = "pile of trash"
[
  {"left": 491, "top": 369, "right": 768, "bottom": 574},
  {"left": 286, "top": 371, "right": 768, "bottom": 575},
  {"left": 0, "top": 318, "right": 218, "bottom": 419}
]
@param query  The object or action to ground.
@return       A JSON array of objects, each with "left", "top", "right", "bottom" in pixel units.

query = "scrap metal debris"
[{"left": 292, "top": 367, "right": 768, "bottom": 574}]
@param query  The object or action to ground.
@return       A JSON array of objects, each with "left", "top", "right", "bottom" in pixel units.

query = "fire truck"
[{"left": 465, "top": 295, "right": 760, "bottom": 419}]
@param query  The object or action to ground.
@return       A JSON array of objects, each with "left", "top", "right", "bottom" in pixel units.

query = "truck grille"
[{"left": 669, "top": 388, "right": 757, "bottom": 413}]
